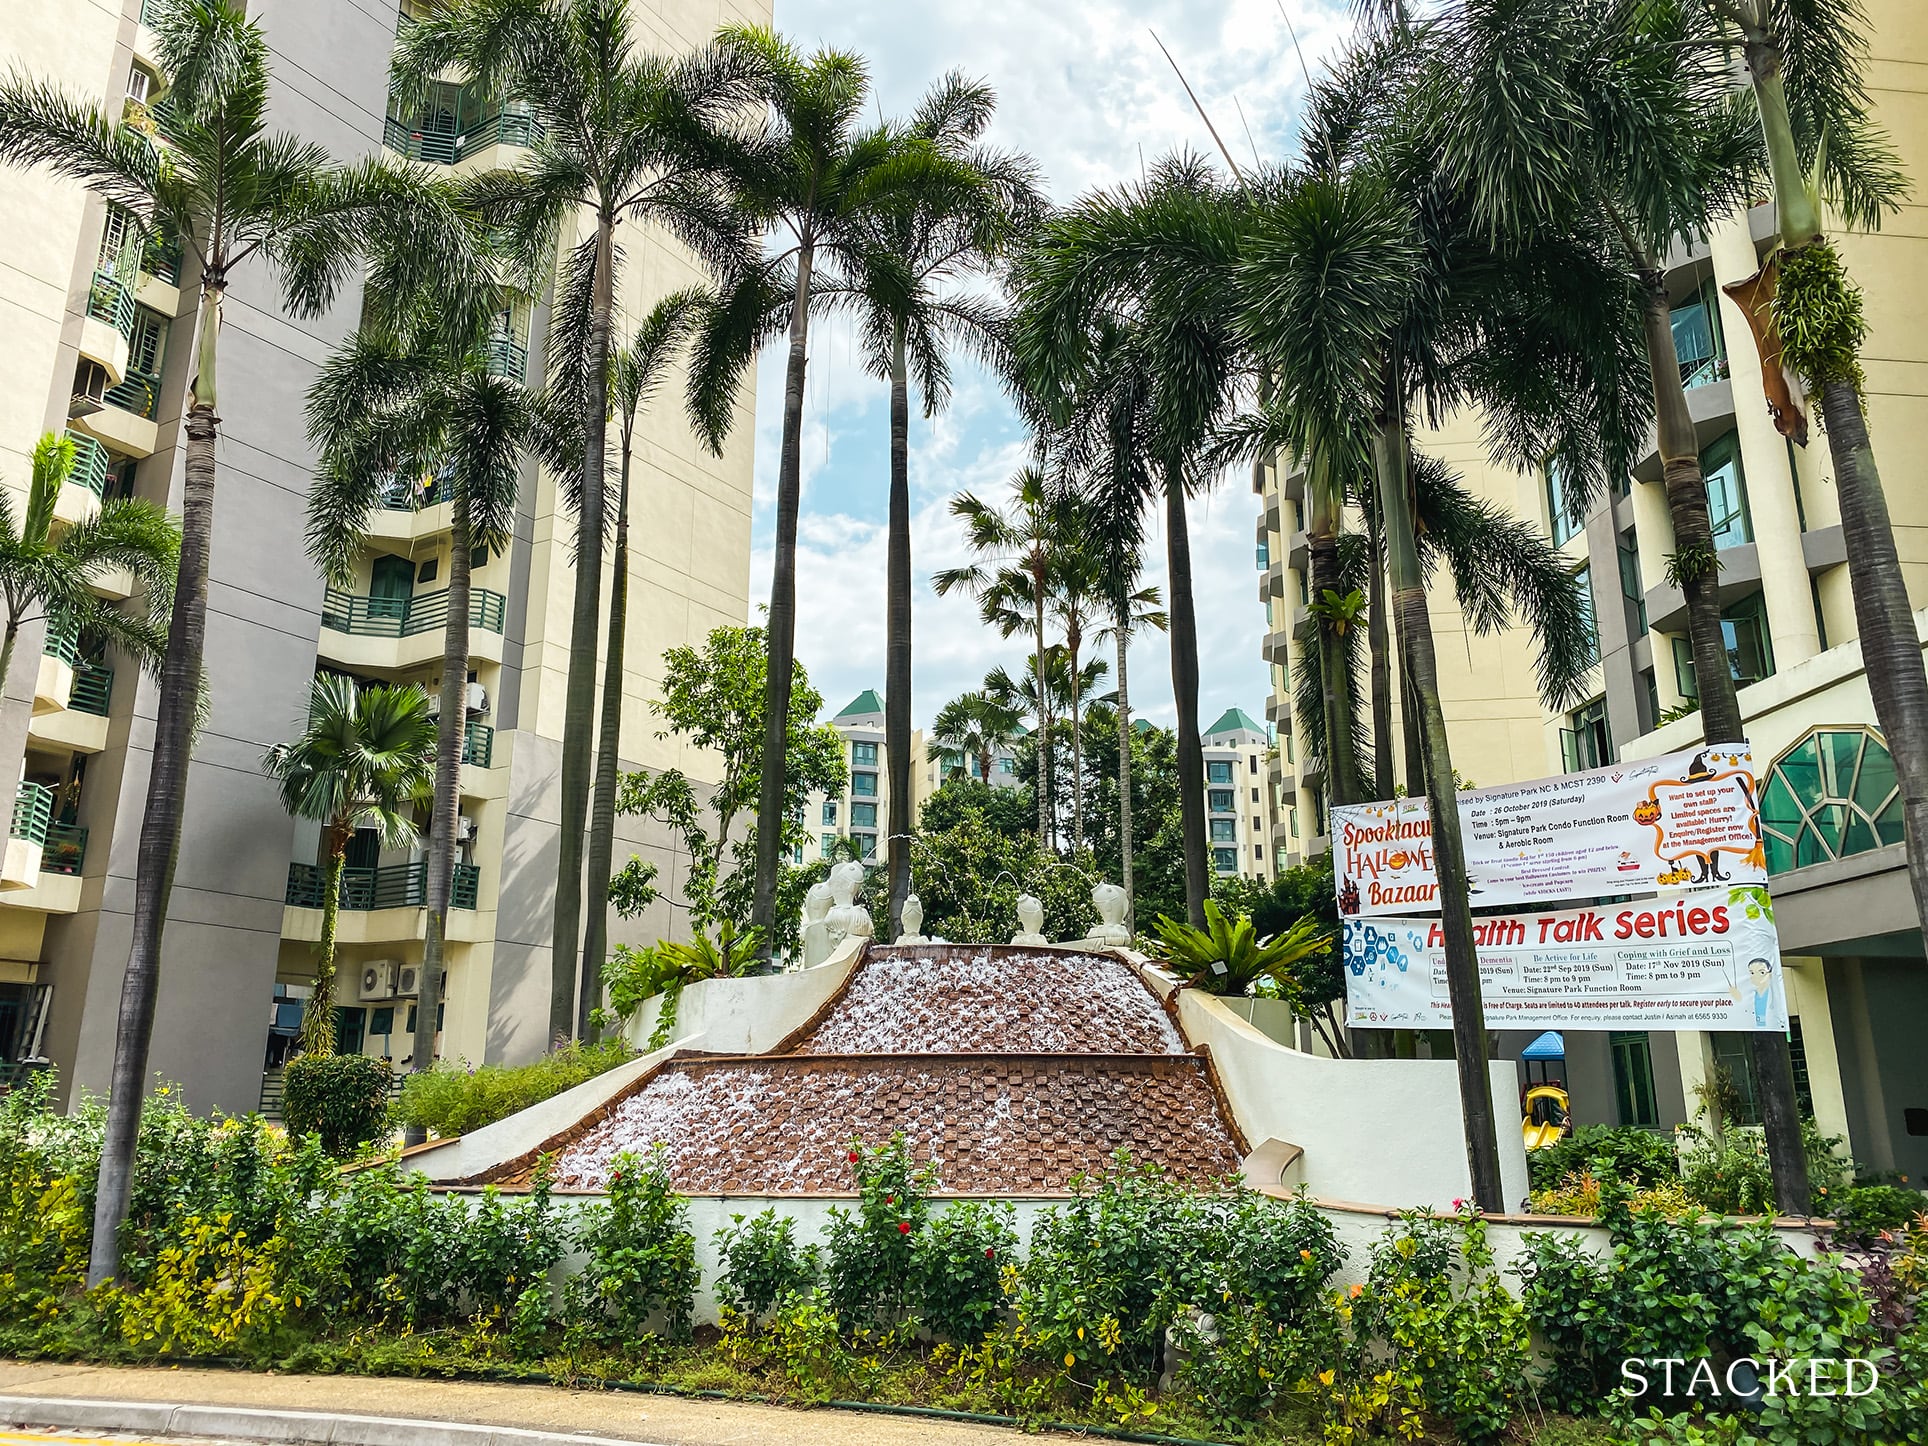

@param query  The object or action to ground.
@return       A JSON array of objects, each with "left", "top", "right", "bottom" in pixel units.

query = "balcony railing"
[
  {"left": 383, "top": 108, "right": 543, "bottom": 168},
  {"left": 86, "top": 271, "right": 136, "bottom": 340},
  {"left": 42, "top": 616, "right": 81, "bottom": 668},
  {"left": 10, "top": 783, "right": 53, "bottom": 847},
  {"left": 65, "top": 431, "right": 110, "bottom": 497},
  {"left": 285, "top": 860, "right": 480, "bottom": 910},
  {"left": 1680, "top": 353, "right": 1730, "bottom": 390},
  {"left": 462, "top": 720, "right": 494, "bottom": 768},
  {"left": 383, "top": 117, "right": 460, "bottom": 167},
  {"left": 43, "top": 823, "right": 87, "bottom": 876},
  {"left": 321, "top": 585, "right": 505, "bottom": 638},
  {"left": 105, "top": 366, "right": 162, "bottom": 420},
  {"left": 378, "top": 470, "right": 453, "bottom": 510},
  {"left": 70, "top": 662, "right": 113, "bottom": 717},
  {"left": 484, "top": 332, "right": 528, "bottom": 381},
  {"left": 142, "top": 230, "right": 183, "bottom": 286}
]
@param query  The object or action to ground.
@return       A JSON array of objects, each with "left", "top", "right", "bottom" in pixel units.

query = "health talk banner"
[
  {"left": 1332, "top": 742, "right": 1765, "bottom": 918},
  {"left": 1343, "top": 889, "right": 1788, "bottom": 1031}
]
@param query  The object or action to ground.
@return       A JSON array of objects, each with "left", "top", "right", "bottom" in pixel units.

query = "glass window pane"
[
  {"left": 1851, "top": 736, "right": 1897, "bottom": 814},
  {"left": 1821, "top": 731, "right": 1862, "bottom": 799},
  {"left": 1701, "top": 436, "right": 1752, "bottom": 549},
  {"left": 1760, "top": 774, "right": 1802, "bottom": 833},
  {"left": 1843, "top": 814, "right": 1880, "bottom": 856},
  {"left": 1671, "top": 301, "right": 1713, "bottom": 365},
  {"left": 1213, "top": 848, "right": 1238, "bottom": 872},
  {"left": 1874, "top": 795, "right": 1906, "bottom": 847},
  {"left": 1812, "top": 802, "right": 1848, "bottom": 854},
  {"left": 1776, "top": 738, "right": 1821, "bottom": 806},
  {"left": 1795, "top": 823, "right": 1831, "bottom": 867},
  {"left": 1765, "top": 832, "right": 1794, "bottom": 874}
]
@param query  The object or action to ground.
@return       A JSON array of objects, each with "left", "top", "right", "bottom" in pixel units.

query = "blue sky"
[{"left": 752, "top": 0, "right": 1354, "bottom": 730}]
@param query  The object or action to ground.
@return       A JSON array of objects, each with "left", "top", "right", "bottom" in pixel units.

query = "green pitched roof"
[
  {"left": 1131, "top": 717, "right": 1156, "bottom": 734},
  {"left": 835, "top": 689, "right": 884, "bottom": 719},
  {"left": 1204, "top": 707, "right": 1266, "bottom": 738}
]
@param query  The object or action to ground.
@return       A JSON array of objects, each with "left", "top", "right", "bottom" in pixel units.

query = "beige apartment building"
[
  {"left": 1257, "top": 0, "right": 1928, "bottom": 1183},
  {"left": 0, "top": 0, "right": 763, "bottom": 1111},
  {"left": 807, "top": 691, "right": 932, "bottom": 863}
]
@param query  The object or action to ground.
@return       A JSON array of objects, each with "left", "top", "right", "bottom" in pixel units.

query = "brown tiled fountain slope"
[{"left": 496, "top": 944, "right": 1247, "bottom": 1195}]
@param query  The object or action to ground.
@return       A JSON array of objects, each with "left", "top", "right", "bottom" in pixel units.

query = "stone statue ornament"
[
  {"left": 800, "top": 881, "right": 836, "bottom": 968},
  {"left": 895, "top": 892, "right": 929, "bottom": 945},
  {"left": 826, "top": 859, "right": 875, "bottom": 945},
  {"left": 1010, "top": 892, "right": 1049, "bottom": 946},
  {"left": 1084, "top": 882, "right": 1131, "bottom": 947}
]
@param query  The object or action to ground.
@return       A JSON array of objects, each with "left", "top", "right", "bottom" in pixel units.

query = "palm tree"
[
  {"left": 0, "top": 434, "right": 178, "bottom": 712},
  {"left": 1433, "top": 0, "right": 1818, "bottom": 1221},
  {"left": 579, "top": 291, "right": 705, "bottom": 1035},
  {"left": 1092, "top": 579, "right": 1166, "bottom": 935},
  {"left": 305, "top": 281, "right": 539, "bottom": 1134},
  {"left": 1007, "top": 157, "right": 1248, "bottom": 928},
  {"left": 842, "top": 73, "right": 1039, "bottom": 937},
  {"left": 0, "top": 0, "right": 456, "bottom": 1287},
  {"left": 933, "top": 468, "right": 1082, "bottom": 849},
  {"left": 395, "top": 0, "right": 763, "bottom": 1041},
  {"left": 687, "top": 28, "right": 985, "bottom": 959},
  {"left": 262, "top": 675, "right": 437, "bottom": 1055},
  {"left": 1690, "top": 0, "right": 1928, "bottom": 948},
  {"left": 926, "top": 690, "right": 1024, "bottom": 790},
  {"left": 987, "top": 646, "right": 1110, "bottom": 837}
]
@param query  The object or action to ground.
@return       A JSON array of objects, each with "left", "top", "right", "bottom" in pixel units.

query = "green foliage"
[
  {"left": 1146, "top": 899, "right": 1331, "bottom": 997},
  {"left": 1082, "top": 720, "right": 1188, "bottom": 931},
  {"left": 823, "top": 1136, "right": 936, "bottom": 1331},
  {"left": 1828, "top": 1183, "right": 1926, "bottom": 1244},
  {"left": 615, "top": 626, "right": 847, "bottom": 946},
  {"left": 281, "top": 1052, "right": 391, "bottom": 1157},
  {"left": 1773, "top": 241, "right": 1867, "bottom": 391},
  {"left": 916, "top": 1200, "right": 1017, "bottom": 1344},
  {"left": 392, "top": 1038, "right": 633, "bottom": 1140},
  {"left": 713, "top": 1208, "right": 820, "bottom": 1323},
  {"left": 1528, "top": 1125, "right": 1681, "bottom": 1194},
  {"left": 907, "top": 811, "right": 1094, "bottom": 944},
  {"left": 566, "top": 1149, "right": 699, "bottom": 1344},
  {"left": 918, "top": 777, "right": 1036, "bottom": 840},
  {"left": 1214, "top": 853, "right": 1349, "bottom": 1051},
  {"left": 597, "top": 925, "right": 764, "bottom": 1047}
]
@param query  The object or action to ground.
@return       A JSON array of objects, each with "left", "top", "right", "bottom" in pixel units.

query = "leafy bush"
[
  {"left": 1527, "top": 1125, "right": 1679, "bottom": 1194},
  {"left": 906, "top": 813, "right": 1095, "bottom": 943},
  {"left": 1529, "top": 1170, "right": 1695, "bottom": 1219},
  {"left": 1146, "top": 900, "right": 1330, "bottom": 997},
  {"left": 565, "top": 1148, "right": 698, "bottom": 1342},
  {"left": 714, "top": 1208, "right": 820, "bottom": 1323},
  {"left": 282, "top": 1053, "right": 391, "bottom": 1157},
  {"left": 392, "top": 1038, "right": 632, "bottom": 1139},
  {"left": 915, "top": 1200, "right": 1016, "bottom": 1343},
  {"left": 822, "top": 1136, "right": 935, "bottom": 1331},
  {"left": 1829, "top": 1183, "right": 1926, "bottom": 1243}
]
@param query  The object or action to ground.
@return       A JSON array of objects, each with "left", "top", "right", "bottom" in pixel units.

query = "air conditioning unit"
[
  {"left": 357, "top": 959, "right": 399, "bottom": 1002},
  {"left": 393, "top": 964, "right": 421, "bottom": 998},
  {"left": 456, "top": 817, "right": 479, "bottom": 844},
  {"left": 465, "top": 682, "right": 489, "bottom": 716},
  {"left": 70, "top": 361, "right": 107, "bottom": 417}
]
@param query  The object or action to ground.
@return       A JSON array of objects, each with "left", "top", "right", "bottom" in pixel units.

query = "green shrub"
[
  {"left": 392, "top": 1038, "right": 632, "bottom": 1139},
  {"left": 282, "top": 1053, "right": 391, "bottom": 1157},
  {"left": 1146, "top": 899, "right": 1331, "bottom": 996},
  {"left": 915, "top": 1200, "right": 1016, "bottom": 1343},
  {"left": 822, "top": 1136, "right": 935, "bottom": 1331},
  {"left": 1829, "top": 1184, "right": 1926, "bottom": 1243},
  {"left": 565, "top": 1148, "right": 698, "bottom": 1342},
  {"left": 714, "top": 1208, "right": 820, "bottom": 1323},
  {"left": 1527, "top": 1125, "right": 1679, "bottom": 1194}
]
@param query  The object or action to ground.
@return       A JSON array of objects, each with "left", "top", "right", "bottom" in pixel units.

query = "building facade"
[
  {"left": 807, "top": 691, "right": 932, "bottom": 863},
  {"left": 0, "top": 0, "right": 764, "bottom": 1111},
  {"left": 1256, "top": 0, "right": 1928, "bottom": 1182},
  {"left": 1201, "top": 708, "right": 1281, "bottom": 883}
]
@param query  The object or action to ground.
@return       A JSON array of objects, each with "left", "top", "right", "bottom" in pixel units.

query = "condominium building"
[
  {"left": 1257, "top": 0, "right": 1928, "bottom": 1183},
  {"left": 0, "top": 0, "right": 763, "bottom": 1112},
  {"left": 1201, "top": 708, "right": 1281, "bottom": 883},
  {"left": 806, "top": 691, "right": 931, "bottom": 862}
]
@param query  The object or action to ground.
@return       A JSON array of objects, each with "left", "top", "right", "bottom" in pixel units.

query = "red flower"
[
  {"left": 848, "top": 1151, "right": 860, "bottom": 1163},
  {"left": 984, "top": 1247, "right": 995, "bottom": 1259},
  {"left": 898, "top": 1220, "right": 911, "bottom": 1234},
  {"left": 886, "top": 1195, "right": 895, "bottom": 1206}
]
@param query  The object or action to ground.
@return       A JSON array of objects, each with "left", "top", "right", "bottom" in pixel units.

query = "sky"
[{"left": 748, "top": 0, "right": 1355, "bottom": 731}]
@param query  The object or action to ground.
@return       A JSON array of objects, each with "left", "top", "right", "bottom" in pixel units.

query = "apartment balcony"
[
  {"left": 32, "top": 622, "right": 80, "bottom": 716},
  {"left": 462, "top": 720, "right": 494, "bottom": 768},
  {"left": 317, "top": 584, "right": 507, "bottom": 671},
  {"left": 282, "top": 860, "right": 485, "bottom": 946},
  {"left": 54, "top": 431, "right": 110, "bottom": 528},
  {"left": 78, "top": 271, "right": 134, "bottom": 385},
  {"left": 1261, "top": 627, "right": 1291, "bottom": 666},
  {"left": 484, "top": 331, "right": 529, "bottom": 382},
  {"left": 2, "top": 783, "right": 52, "bottom": 891},
  {"left": 29, "top": 660, "right": 113, "bottom": 756},
  {"left": 1260, "top": 559, "right": 1286, "bottom": 604},
  {"left": 382, "top": 107, "right": 543, "bottom": 170}
]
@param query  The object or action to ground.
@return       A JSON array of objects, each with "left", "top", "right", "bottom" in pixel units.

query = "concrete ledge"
[{"left": 0, "top": 1394, "right": 666, "bottom": 1446}]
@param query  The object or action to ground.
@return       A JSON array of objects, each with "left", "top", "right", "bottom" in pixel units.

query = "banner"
[
  {"left": 1332, "top": 743, "right": 1765, "bottom": 917},
  {"left": 1342, "top": 888, "right": 1786, "bottom": 1031}
]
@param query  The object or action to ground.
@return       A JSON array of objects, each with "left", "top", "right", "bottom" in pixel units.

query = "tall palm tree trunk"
[
  {"left": 1164, "top": 468, "right": 1208, "bottom": 928},
  {"left": 749, "top": 244, "right": 816, "bottom": 959},
  {"left": 408, "top": 497, "right": 471, "bottom": 1122},
  {"left": 1639, "top": 263, "right": 1810, "bottom": 1215},
  {"left": 580, "top": 431, "right": 632, "bottom": 1034},
  {"left": 89, "top": 285, "right": 222, "bottom": 1285},
  {"left": 1067, "top": 619, "right": 1085, "bottom": 852},
  {"left": 1032, "top": 574, "right": 1053, "bottom": 847},
  {"left": 1366, "top": 491, "right": 1394, "bottom": 801},
  {"left": 0, "top": 623, "right": 18, "bottom": 702},
  {"left": 1376, "top": 389, "right": 1503, "bottom": 1212},
  {"left": 1397, "top": 608, "right": 1425, "bottom": 799},
  {"left": 552, "top": 215, "right": 616, "bottom": 1041},
  {"left": 303, "top": 834, "right": 348, "bottom": 1056},
  {"left": 884, "top": 321, "right": 913, "bottom": 939},
  {"left": 1306, "top": 457, "right": 1359, "bottom": 809},
  {"left": 1115, "top": 622, "right": 1134, "bottom": 936}
]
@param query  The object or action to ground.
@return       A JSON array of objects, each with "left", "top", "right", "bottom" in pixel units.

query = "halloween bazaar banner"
[
  {"left": 1342, "top": 889, "right": 1787, "bottom": 1031},
  {"left": 1331, "top": 743, "right": 1766, "bottom": 918}
]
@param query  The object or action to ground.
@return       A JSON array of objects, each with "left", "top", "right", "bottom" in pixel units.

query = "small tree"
[
  {"left": 261, "top": 674, "right": 436, "bottom": 1053},
  {"left": 612, "top": 626, "right": 846, "bottom": 950}
]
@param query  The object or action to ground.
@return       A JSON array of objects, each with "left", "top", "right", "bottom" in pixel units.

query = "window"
[
  {"left": 821, "top": 834, "right": 836, "bottom": 859},
  {"left": 1562, "top": 697, "right": 1612, "bottom": 773},
  {"left": 1207, "top": 760, "right": 1234, "bottom": 785},
  {"left": 417, "top": 557, "right": 439, "bottom": 583},
  {"left": 129, "top": 308, "right": 166, "bottom": 375},
  {"left": 1670, "top": 281, "right": 1728, "bottom": 389},
  {"left": 1210, "top": 819, "right": 1237, "bottom": 843},
  {"left": 855, "top": 833, "right": 877, "bottom": 859},
  {"left": 470, "top": 543, "right": 488, "bottom": 570},
  {"left": 1249, "top": 755, "right": 1259, "bottom": 775},
  {"left": 1251, "top": 787, "right": 1260, "bottom": 803},
  {"left": 998, "top": 757, "right": 1014, "bottom": 775},
  {"left": 1672, "top": 593, "right": 1776, "bottom": 698},
  {"left": 1759, "top": 727, "right": 1903, "bottom": 873},
  {"left": 1254, "top": 843, "right": 1264, "bottom": 859},
  {"left": 1289, "top": 807, "right": 1299, "bottom": 837},
  {"left": 851, "top": 802, "right": 877, "bottom": 829},
  {"left": 1545, "top": 457, "right": 1581, "bottom": 546},
  {"left": 851, "top": 772, "right": 878, "bottom": 797},
  {"left": 1617, "top": 530, "right": 1647, "bottom": 635},
  {"left": 1256, "top": 539, "right": 1270, "bottom": 570},
  {"left": 822, "top": 800, "right": 837, "bottom": 826},
  {"left": 370, "top": 1006, "right": 395, "bottom": 1037},
  {"left": 1213, "top": 847, "right": 1239, "bottom": 873},
  {"left": 126, "top": 64, "right": 153, "bottom": 104},
  {"left": 1640, "top": 668, "right": 1659, "bottom": 734},
  {"left": 1710, "top": 1033, "right": 1762, "bottom": 1126},
  {"left": 1610, "top": 1032, "right": 1659, "bottom": 1127},
  {"left": 852, "top": 741, "right": 878, "bottom": 765},
  {"left": 1574, "top": 564, "right": 1599, "bottom": 665},
  {"left": 1810, "top": 578, "right": 1829, "bottom": 651},
  {"left": 1208, "top": 789, "right": 1235, "bottom": 813},
  {"left": 1701, "top": 433, "right": 1752, "bottom": 550}
]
